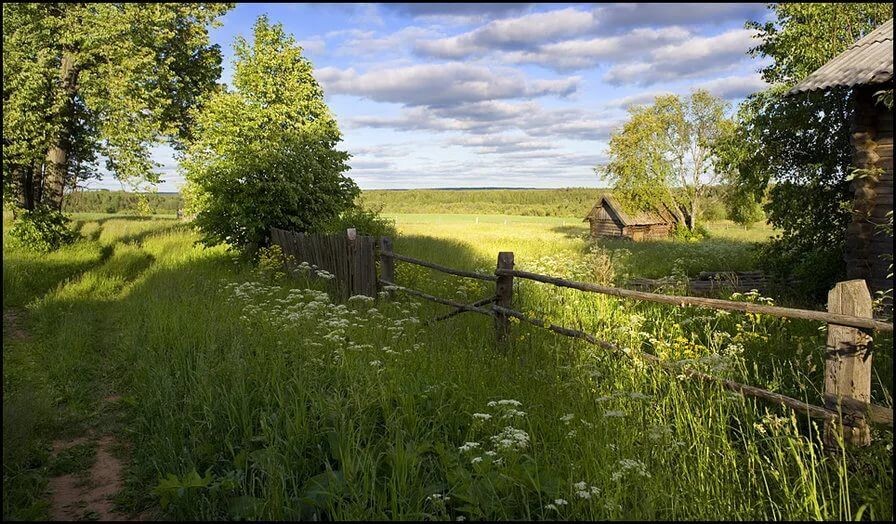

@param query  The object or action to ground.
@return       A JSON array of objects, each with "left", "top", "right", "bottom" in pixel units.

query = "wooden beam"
[{"left": 497, "top": 268, "right": 893, "bottom": 332}]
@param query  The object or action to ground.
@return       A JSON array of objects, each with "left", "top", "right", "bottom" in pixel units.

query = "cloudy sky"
[{"left": 94, "top": 3, "right": 773, "bottom": 192}]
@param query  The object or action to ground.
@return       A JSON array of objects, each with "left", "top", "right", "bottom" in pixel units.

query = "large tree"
[
  {"left": 182, "top": 16, "right": 359, "bottom": 251},
  {"left": 718, "top": 3, "right": 892, "bottom": 299},
  {"left": 2, "top": 3, "right": 231, "bottom": 213},
  {"left": 599, "top": 90, "right": 732, "bottom": 230}
]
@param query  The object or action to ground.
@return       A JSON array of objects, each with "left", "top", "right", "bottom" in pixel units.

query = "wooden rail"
[
  {"left": 497, "top": 268, "right": 893, "bottom": 333},
  {"left": 266, "top": 231, "right": 893, "bottom": 447},
  {"left": 491, "top": 305, "right": 854, "bottom": 424},
  {"left": 381, "top": 251, "right": 498, "bottom": 282},
  {"left": 379, "top": 280, "right": 496, "bottom": 317}
]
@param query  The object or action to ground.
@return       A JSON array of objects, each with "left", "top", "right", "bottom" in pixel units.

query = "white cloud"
[
  {"left": 603, "top": 28, "right": 759, "bottom": 85},
  {"left": 414, "top": 7, "right": 597, "bottom": 58},
  {"left": 317, "top": 63, "right": 579, "bottom": 107},
  {"left": 500, "top": 26, "right": 691, "bottom": 71}
]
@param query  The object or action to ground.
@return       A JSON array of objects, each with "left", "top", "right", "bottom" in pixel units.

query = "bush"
[
  {"left": 7, "top": 208, "right": 78, "bottom": 252},
  {"left": 322, "top": 206, "right": 396, "bottom": 239},
  {"left": 672, "top": 223, "right": 710, "bottom": 242}
]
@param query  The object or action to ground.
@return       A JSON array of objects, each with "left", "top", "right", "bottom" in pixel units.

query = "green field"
[
  {"left": 388, "top": 213, "right": 774, "bottom": 283},
  {"left": 3, "top": 213, "right": 892, "bottom": 520}
]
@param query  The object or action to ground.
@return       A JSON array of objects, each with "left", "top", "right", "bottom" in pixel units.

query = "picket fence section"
[{"left": 270, "top": 227, "right": 377, "bottom": 300}]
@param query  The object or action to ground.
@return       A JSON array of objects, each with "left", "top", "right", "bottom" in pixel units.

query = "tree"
[
  {"left": 719, "top": 3, "right": 892, "bottom": 299},
  {"left": 2, "top": 3, "right": 231, "bottom": 214},
  {"left": 599, "top": 90, "right": 732, "bottom": 230},
  {"left": 182, "top": 16, "right": 359, "bottom": 252}
]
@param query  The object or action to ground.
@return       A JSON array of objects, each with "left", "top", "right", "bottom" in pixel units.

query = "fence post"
[
  {"left": 379, "top": 237, "right": 395, "bottom": 294},
  {"left": 495, "top": 252, "right": 514, "bottom": 344},
  {"left": 824, "top": 279, "right": 874, "bottom": 448}
]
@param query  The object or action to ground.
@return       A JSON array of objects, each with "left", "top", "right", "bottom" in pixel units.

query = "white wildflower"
[{"left": 458, "top": 442, "right": 480, "bottom": 452}]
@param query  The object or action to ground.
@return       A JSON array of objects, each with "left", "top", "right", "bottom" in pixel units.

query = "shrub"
[
  {"left": 322, "top": 206, "right": 396, "bottom": 239},
  {"left": 672, "top": 223, "right": 710, "bottom": 242},
  {"left": 7, "top": 208, "right": 78, "bottom": 252}
]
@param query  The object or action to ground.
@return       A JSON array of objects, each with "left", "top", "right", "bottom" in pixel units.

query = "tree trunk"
[
  {"left": 44, "top": 50, "right": 80, "bottom": 211},
  {"left": 688, "top": 199, "right": 698, "bottom": 230}
]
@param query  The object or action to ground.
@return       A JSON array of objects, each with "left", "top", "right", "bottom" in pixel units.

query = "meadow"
[{"left": 3, "top": 212, "right": 893, "bottom": 521}]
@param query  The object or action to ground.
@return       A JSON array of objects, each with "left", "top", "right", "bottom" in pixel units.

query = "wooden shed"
[
  {"left": 788, "top": 19, "right": 893, "bottom": 297},
  {"left": 583, "top": 194, "right": 678, "bottom": 241}
]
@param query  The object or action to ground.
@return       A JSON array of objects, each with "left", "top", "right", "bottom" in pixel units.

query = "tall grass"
[{"left": 2, "top": 214, "right": 892, "bottom": 521}]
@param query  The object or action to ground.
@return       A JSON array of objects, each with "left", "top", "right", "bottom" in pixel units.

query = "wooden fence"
[
  {"left": 270, "top": 227, "right": 894, "bottom": 447},
  {"left": 270, "top": 227, "right": 377, "bottom": 299}
]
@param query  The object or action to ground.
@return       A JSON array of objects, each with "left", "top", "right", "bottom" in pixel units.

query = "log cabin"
[
  {"left": 788, "top": 19, "right": 893, "bottom": 298},
  {"left": 583, "top": 194, "right": 678, "bottom": 241}
]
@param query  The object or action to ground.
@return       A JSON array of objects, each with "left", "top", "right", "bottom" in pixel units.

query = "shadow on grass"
[{"left": 4, "top": 223, "right": 893, "bottom": 521}]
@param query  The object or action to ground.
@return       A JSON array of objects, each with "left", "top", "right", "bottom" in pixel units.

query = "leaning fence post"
[
  {"left": 494, "top": 252, "right": 514, "bottom": 344},
  {"left": 824, "top": 279, "right": 874, "bottom": 448},
  {"left": 379, "top": 237, "right": 395, "bottom": 295}
]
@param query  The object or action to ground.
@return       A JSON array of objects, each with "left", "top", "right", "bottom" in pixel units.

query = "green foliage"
[
  {"left": 2, "top": 3, "right": 230, "bottom": 215},
  {"left": 63, "top": 190, "right": 182, "bottom": 214},
  {"left": 722, "top": 3, "right": 893, "bottom": 298},
  {"left": 182, "top": 16, "right": 358, "bottom": 252},
  {"left": 322, "top": 206, "right": 397, "bottom": 238},
  {"left": 7, "top": 208, "right": 78, "bottom": 252},
  {"left": 725, "top": 188, "right": 766, "bottom": 227},
  {"left": 671, "top": 222, "right": 710, "bottom": 242},
  {"left": 600, "top": 90, "right": 732, "bottom": 230}
]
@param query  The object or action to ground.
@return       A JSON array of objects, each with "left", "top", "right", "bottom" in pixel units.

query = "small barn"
[
  {"left": 788, "top": 18, "right": 893, "bottom": 297},
  {"left": 583, "top": 194, "right": 678, "bottom": 241}
]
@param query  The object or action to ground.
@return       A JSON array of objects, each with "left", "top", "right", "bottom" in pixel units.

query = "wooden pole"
[
  {"left": 379, "top": 237, "right": 395, "bottom": 295},
  {"left": 824, "top": 280, "right": 874, "bottom": 448},
  {"left": 497, "top": 268, "right": 892, "bottom": 332},
  {"left": 494, "top": 252, "right": 514, "bottom": 344}
]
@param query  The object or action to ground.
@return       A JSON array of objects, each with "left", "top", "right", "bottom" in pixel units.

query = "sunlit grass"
[{"left": 2, "top": 213, "right": 891, "bottom": 521}]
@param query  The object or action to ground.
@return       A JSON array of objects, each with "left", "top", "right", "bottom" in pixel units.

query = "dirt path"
[
  {"left": 47, "top": 398, "right": 140, "bottom": 521},
  {"left": 3, "top": 308, "right": 31, "bottom": 343}
]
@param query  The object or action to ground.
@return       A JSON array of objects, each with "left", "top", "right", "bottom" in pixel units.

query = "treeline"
[
  {"left": 63, "top": 190, "right": 182, "bottom": 214},
  {"left": 360, "top": 188, "right": 739, "bottom": 221}
]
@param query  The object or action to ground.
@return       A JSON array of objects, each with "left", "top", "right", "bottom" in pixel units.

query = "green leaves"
[
  {"left": 2, "top": 3, "right": 231, "bottom": 216},
  {"left": 601, "top": 90, "right": 732, "bottom": 230},
  {"left": 152, "top": 468, "right": 213, "bottom": 510},
  {"left": 182, "top": 16, "right": 359, "bottom": 251}
]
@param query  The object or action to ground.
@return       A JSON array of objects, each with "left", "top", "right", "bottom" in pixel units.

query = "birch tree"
[{"left": 599, "top": 90, "right": 732, "bottom": 231}]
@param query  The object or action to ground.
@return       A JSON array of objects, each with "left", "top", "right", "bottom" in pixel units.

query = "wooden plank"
[
  {"left": 498, "top": 268, "right": 893, "bottom": 332},
  {"left": 824, "top": 280, "right": 874, "bottom": 447},
  {"left": 379, "top": 237, "right": 395, "bottom": 293},
  {"left": 494, "top": 252, "right": 514, "bottom": 344}
]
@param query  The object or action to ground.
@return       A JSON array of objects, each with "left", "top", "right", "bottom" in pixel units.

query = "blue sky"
[{"left": 94, "top": 3, "right": 773, "bottom": 192}]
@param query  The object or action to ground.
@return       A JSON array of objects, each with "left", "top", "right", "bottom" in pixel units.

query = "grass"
[
  {"left": 2, "top": 212, "right": 892, "bottom": 521},
  {"left": 388, "top": 213, "right": 774, "bottom": 282}
]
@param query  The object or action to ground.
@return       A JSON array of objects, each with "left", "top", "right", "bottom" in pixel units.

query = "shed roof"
[
  {"left": 584, "top": 194, "right": 677, "bottom": 226},
  {"left": 788, "top": 19, "right": 893, "bottom": 94}
]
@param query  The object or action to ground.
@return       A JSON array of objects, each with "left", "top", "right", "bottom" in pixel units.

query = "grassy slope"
[{"left": 3, "top": 214, "right": 892, "bottom": 520}]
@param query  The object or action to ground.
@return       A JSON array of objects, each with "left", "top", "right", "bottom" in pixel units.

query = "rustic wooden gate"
[{"left": 269, "top": 227, "right": 377, "bottom": 299}]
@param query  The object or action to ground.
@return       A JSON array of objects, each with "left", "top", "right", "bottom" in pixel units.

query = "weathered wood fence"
[
  {"left": 270, "top": 227, "right": 377, "bottom": 299},
  {"left": 270, "top": 227, "right": 894, "bottom": 448}
]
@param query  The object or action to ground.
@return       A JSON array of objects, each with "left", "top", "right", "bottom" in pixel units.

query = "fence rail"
[
  {"left": 497, "top": 268, "right": 893, "bottom": 332},
  {"left": 270, "top": 228, "right": 894, "bottom": 446},
  {"left": 381, "top": 250, "right": 498, "bottom": 281}
]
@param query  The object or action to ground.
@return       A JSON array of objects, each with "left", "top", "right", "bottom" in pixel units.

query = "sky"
[{"left": 92, "top": 3, "right": 774, "bottom": 192}]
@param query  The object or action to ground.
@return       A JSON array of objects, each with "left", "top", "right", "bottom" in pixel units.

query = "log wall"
[{"left": 847, "top": 86, "right": 893, "bottom": 299}]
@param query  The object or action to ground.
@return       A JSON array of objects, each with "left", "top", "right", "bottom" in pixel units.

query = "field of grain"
[{"left": 3, "top": 213, "right": 892, "bottom": 520}]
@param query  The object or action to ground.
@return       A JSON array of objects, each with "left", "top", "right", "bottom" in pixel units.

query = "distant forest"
[
  {"left": 63, "top": 188, "right": 738, "bottom": 221},
  {"left": 360, "top": 188, "right": 734, "bottom": 220},
  {"left": 64, "top": 190, "right": 182, "bottom": 214}
]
